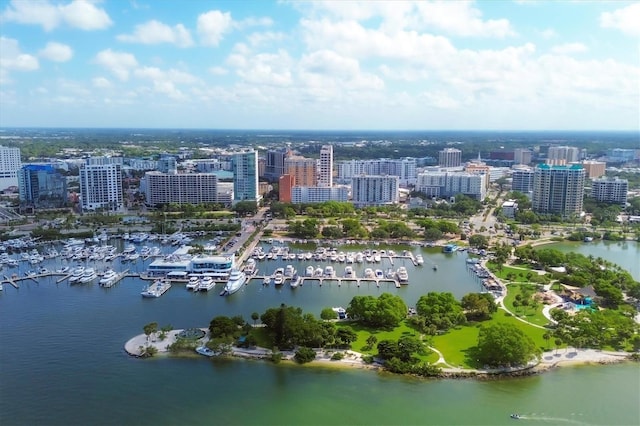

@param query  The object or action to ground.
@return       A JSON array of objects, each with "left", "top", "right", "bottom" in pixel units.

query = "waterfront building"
[
  {"left": 532, "top": 164, "right": 585, "bottom": 216},
  {"left": 291, "top": 186, "right": 348, "bottom": 203},
  {"left": 0, "top": 146, "right": 22, "bottom": 191},
  {"left": 279, "top": 174, "right": 295, "bottom": 203},
  {"left": 581, "top": 160, "right": 606, "bottom": 179},
  {"left": 146, "top": 247, "right": 235, "bottom": 278},
  {"left": 318, "top": 145, "right": 334, "bottom": 187},
  {"left": 79, "top": 157, "right": 123, "bottom": 212},
  {"left": 415, "top": 171, "right": 487, "bottom": 201},
  {"left": 351, "top": 175, "right": 399, "bottom": 207},
  {"left": 144, "top": 171, "right": 221, "bottom": 207},
  {"left": 546, "top": 146, "right": 580, "bottom": 165},
  {"left": 18, "top": 164, "right": 67, "bottom": 212},
  {"left": 511, "top": 167, "right": 535, "bottom": 195},
  {"left": 513, "top": 148, "right": 533, "bottom": 165},
  {"left": 264, "top": 148, "right": 291, "bottom": 181},
  {"left": 284, "top": 156, "right": 317, "bottom": 187},
  {"left": 438, "top": 148, "right": 462, "bottom": 168},
  {"left": 232, "top": 151, "right": 260, "bottom": 204},
  {"left": 336, "top": 158, "right": 416, "bottom": 186},
  {"left": 591, "top": 177, "right": 628, "bottom": 206}
]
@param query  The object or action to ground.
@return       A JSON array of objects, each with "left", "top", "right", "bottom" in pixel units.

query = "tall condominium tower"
[
  {"left": 591, "top": 177, "right": 628, "bottom": 206},
  {"left": 438, "top": 148, "right": 462, "bottom": 168},
  {"left": 284, "top": 156, "right": 317, "bottom": 187},
  {"left": 232, "top": 150, "right": 259, "bottom": 204},
  {"left": 18, "top": 164, "right": 68, "bottom": 210},
  {"left": 532, "top": 164, "right": 585, "bottom": 216},
  {"left": 0, "top": 146, "right": 22, "bottom": 191},
  {"left": 318, "top": 145, "right": 333, "bottom": 187},
  {"left": 546, "top": 146, "right": 580, "bottom": 165},
  {"left": 351, "top": 175, "right": 399, "bottom": 207},
  {"left": 264, "top": 148, "right": 291, "bottom": 181},
  {"left": 79, "top": 157, "right": 123, "bottom": 212}
]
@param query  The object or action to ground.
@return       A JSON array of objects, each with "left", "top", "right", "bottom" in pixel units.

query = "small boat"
[
  {"left": 374, "top": 269, "right": 384, "bottom": 279},
  {"left": 263, "top": 276, "right": 271, "bottom": 285},
  {"left": 198, "top": 276, "right": 215, "bottom": 292},
  {"left": 433, "top": 265, "right": 438, "bottom": 271},
  {"left": 195, "top": 346, "right": 216, "bottom": 357},
  {"left": 290, "top": 274, "right": 301, "bottom": 288},
  {"left": 305, "top": 265, "right": 315, "bottom": 277},
  {"left": 273, "top": 268, "right": 284, "bottom": 286},
  {"left": 510, "top": 414, "right": 521, "bottom": 420},
  {"left": 415, "top": 254, "right": 424, "bottom": 265},
  {"left": 186, "top": 276, "right": 200, "bottom": 291}
]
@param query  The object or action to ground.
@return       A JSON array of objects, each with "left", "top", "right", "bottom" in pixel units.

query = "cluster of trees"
[
  {"left": 550, "top": 307, "right": 639, "bottom": 352},
  {"left": 376, "top": 335, "right": 441, "bottom": 376},
  {"left": 288, "top": 218, "right": 320, "bottom": 239},
  {"left": 414, "top": 218, "right": 460, "bottom": 242},
  {"left": 346, "top": 293, "right": 407, "bottom": 328},
  {"left": 476, "top": 323, "right": 540, "bottom": 367},
  {"left": 321, "top": 218, "right": 368, "bottom": 239},
  {"left": 408, "top": 194, "right": 483, "bottom": 218},
  {"left": 270, "top": 201, "right": 355, "bottom": 219},
  {"left": 369, "top": 220, "right": 415, "bottom": 240}
]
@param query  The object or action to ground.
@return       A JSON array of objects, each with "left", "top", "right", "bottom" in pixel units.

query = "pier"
[{"left": 251, "top": 274, "right": 402, "bottom": 288}]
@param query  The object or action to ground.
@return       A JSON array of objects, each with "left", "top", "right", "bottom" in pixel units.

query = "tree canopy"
[
  {"left": 476, "top": 323, "right": 539, "bottom": 367},
  {"left": 415, "top": 292, "right": 466, "bottom": 333},
  {"left": 347, "top": 293, "right": 407, "bottom": 329}
]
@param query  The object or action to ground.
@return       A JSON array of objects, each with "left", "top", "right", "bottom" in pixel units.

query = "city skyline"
[{"left": 0, "top": 0, "right": 638, "bottom": 131}]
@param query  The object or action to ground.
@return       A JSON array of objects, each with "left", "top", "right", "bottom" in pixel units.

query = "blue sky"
[{"left": 0, "top": 0, "right": 638, "bottom": 130}]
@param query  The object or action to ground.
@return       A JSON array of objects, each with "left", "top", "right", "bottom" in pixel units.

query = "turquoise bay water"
[{"left": 1, "top": 242, "right": 639, "bottom": 425}]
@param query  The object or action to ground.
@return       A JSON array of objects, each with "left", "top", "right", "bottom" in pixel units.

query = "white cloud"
[
  {"left": 600, "top": 3, "right": 640, "bottom": 37},
  {"left": 197, "top": 10, "right": 233, "bottom": 46},
  {"left": 539, "top": 28, "right": 557, "bottom": 39},
  {"left": 0, "top": 37, "right": 39, "bottom": 75},
  {"left": 39, "top": 42, "right": 73, "bottom": 62},
  {"left": 209, "top": 66, "right": 228, "bottom": 75},
  {"left": 134, "top": 66, "right": 200, "bottom": 100},
  {"left": 117, "top": 20, "right": 194, "bottom": 48},
  {"left": 413, "top": 1, "right": 515, "bottom": 38},
  {"left": 550, "top": 43, "right": 587, "bottom": 55},
  {"left": 1, "top": 0, "right": 112, "bottom": 31},
  {"left": 92, "top": 77, "right": 112, "bottom": 88},
  {"left": 94, "top": 49, "right": 138, "bottom": 81},
  {"left": 247, "top": 31, "right": 285, "bottom": 47}
]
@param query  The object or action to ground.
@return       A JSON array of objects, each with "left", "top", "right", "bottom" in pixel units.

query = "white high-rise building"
[
  {"left": 513, "top": 148, "right": 533, "bottom": 165},
  {"left": 0, "top": 146, "right": 22, "bottom": 191},
  {"left": 291, "top": 186, "right": 348, "bottom": 204},
  {"left": 415, "top": 171, "right": 487, "bottom": 201},
  {"left": 532, "top": 164, "right": 585, "bottom": 216},
  {"left": 591, "top": 177, "right": 628, "bottom": 207},
  {"left": 547, "top": 146, "right": 580, "bottom": 165},
  {"left": 438, "top": 148, "right": 462, "bottom": 168},
  {"left": 318, "top": 145, "right": 333, "bottom": 187},
  {"left": 79, "top": 157, "right": 123, "bottom": 212},
  {"left": 351, "top": 175, "right": 399, "bottom": 207},
  {"left": 336, "top": 158, "right": 416, "bottom": 186},
  {"left": 511, "top": 168, "right": 535, "bottom": 194},
  {"left": 144, "top": 171, "right": 221, "bottom": 207}
]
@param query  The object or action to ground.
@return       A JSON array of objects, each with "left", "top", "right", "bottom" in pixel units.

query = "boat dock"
[{"left": 253, "top": 274, "right": 401, "bottom": 288}]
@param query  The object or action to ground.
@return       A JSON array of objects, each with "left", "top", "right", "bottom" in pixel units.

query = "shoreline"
[{"left": 124, "top": 330, "right": 634, "bottom": 378}]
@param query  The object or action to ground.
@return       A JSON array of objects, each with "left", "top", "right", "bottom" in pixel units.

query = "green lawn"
[
  {"left": 503, "top": 283, "right": 551, "bottom": 327},
  {"left": 431, "top": 311, "right": 549, "bottom": 369},
  {"left": 486, "top": 262, "right": 535, "bottom": 282}
]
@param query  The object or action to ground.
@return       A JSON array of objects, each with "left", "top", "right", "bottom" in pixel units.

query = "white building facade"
[
  {"left": 591, "top": 177, "right": 628, "bottom": 206},
  {"left": 291, "top": 186, "right": 348, "bottom": 204},
  {"left": 415, "top": 171, "right": 487, "bottom": 201},
  {"left": 351, "top": 175, "right": 399, "bottom": 207},
  {"left": 79, "top": 157, "right": 123, "bottom": 212},
  {"left": 144, "top": 171, "right": 222, "bottom": 207},
  {"left": 0, "top": 146, "right": 22, "bottom": 191},
  {"left": 318, "top": 145, "right": 333, "bottom": 187},
  {"left": 336, "top": 158, "right": 417, "bottom": 186}
]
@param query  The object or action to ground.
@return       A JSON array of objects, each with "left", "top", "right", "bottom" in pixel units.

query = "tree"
[
  {"left": 143, "top": 322, "right": 158, "bottom": 343},
  {"left": 335, "top": 327, "right": 358, "bottom": 348},
  {"left": 321, "top": 307, "right": 338, "bottom": 321},
  {"left": 251, "top": 312, "right": 259, "bottom": 325},
  {"left": 461, "top": 292, "right": 497, "bottom": 321},
  {"left": 476, "top": 323, "right": 540, "bottom": 367},
  {"left": 209, "top": 316, "right": 240, "bottom": 339},
  {"left": 415, "top": 292, "right": 466, "bottom": 332},
  {"left": 468, "top": 234, "right": 489, "bottom": 249},
  {"left": 347, "top": 293, "right": 407, "bottom": 329},
  {"left": 294, "top": 346, "right": 316, "bottom": 364}
]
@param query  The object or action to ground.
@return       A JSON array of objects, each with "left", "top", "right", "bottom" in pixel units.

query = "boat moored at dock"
[{"left": 141, "top": 279, "right": 172, "bottom": 298}]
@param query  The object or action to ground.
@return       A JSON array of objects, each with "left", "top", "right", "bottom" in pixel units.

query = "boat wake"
[{"left": 517, "top": 413, "right": 589, "bottom": 425}]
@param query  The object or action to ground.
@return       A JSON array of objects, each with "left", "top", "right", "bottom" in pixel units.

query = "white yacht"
[
  {"left": 323, "top": 265, "right": 335, "bottom": 278},
  {"left": 364, "top": 268, "right": 374, "bottom": 279},
  {"left": 314, "top": 267, "right": 323, "bottom": 278},
  {"left": 305, "top": 265, "right": 315, "bottom": 277},
  {"left": 68, "top": 266, "right": 85, "bottom": 283},
  {"left": 198, "top": 276, "right": 215, "bottom": 292},
  {"left": 186, "top": 276, "right": 200, "bottom": 290},
  {"left": 375, "top": 269, "right": 384, "bottom": 280},
  {"left": 99, "top": 269, "right": 118, "bottom": 286},
  {"left": 221, "top": 269, "right": 246, "bottom": 296},
  {"left": 284, "top": 264, "right": 296, "bottom": 277},
  {"left": 415, "top": 254, "right": 424, "bottom": 265},
  {"left": 273, "top": 267, "right": 284, "bottom": 285},
  {"left": 79, "top": 268, "right": 97, "bottom": 284},
  {"left": 396, "top": 266, "right": 409, "bottom": 283},
  {"left": 123, "top": 244, "right": 136, "bottom": 254},
  {"left": 290, "top": 274, "right": 301, "bottom": 288},
  {"left": 344, "top": 266, "right": 354, "bottom": 278}
]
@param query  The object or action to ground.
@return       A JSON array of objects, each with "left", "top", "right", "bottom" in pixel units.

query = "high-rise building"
[
  {"left": 532, "top": 164, "right": 585, "bottom": 216},
  {"left": 591, "top": 177, "right": 628, "bottom": 206},
  {"left": 336, "top": 158, "right": 416, "bottom": 186},
  {"left": 581, "top": 160, "right": 606, "bottom": 179},
  {"left": 511, "top": 168, "right": 535, "bottom": 194},
  {"left": 264, "top": 148, "right": 291, "bottom": 181},
  {"left": 157, "top": 155, "right": 177, "bottom": 174},
  {"left": 279, "top": 174, "right": 295, "bottom": 203},
  {"left": 438, "top": 148, "right": 462, "bottom": 168},
  {"left": 351, "top": 175, "right": 399, "bottom": 207},
  {"left": 318, "top": 145, "right": 333, "bottom": 187},
  {"left": 546, "top": 146, "right": 580, "bottom": 165},
  {"left": 144, "top": 171, "right": 220, "bottom": 207},
  {"left": 0, "top": 146, "right": 22, "bottom": 191},
  {"left": 79, "top": 157, "right": 123, "bottom": 212},
  {"left": 284, "top": 156, "right": 317, "bottom": 187},
  {"left": 18, "top": 164, "right": 67, "bottom": 211},
  {"left": 416, "top": 171, "right": 487, "bottom": 201},
  {"left": 513, "top": 148, "right": 533, "bottom": 165},
  {"left": 232, "top": 151, "right": 260, "bottom": 204},
  {"left": 291, "top": 186, "right": 348, "bottom": 204}
]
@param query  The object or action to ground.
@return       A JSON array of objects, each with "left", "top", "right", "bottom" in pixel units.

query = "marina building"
[
  {"left": 415, "top": 171, "right": 487, "bottom": 201},
  {"left": 532, "top": 164, "right": 585, "bottom": 216},
  {"left": 144, "top": 171, "right": 222, "bottom": 207},
  {"left": 0, "top": 146, "right": 22, "bottom": 191},
  {"left": 18, "top": 164, "right": 68, "bottom": 212},
  {"left": 438, "top": 148, "right": 462, "bottom": 168},
  {"left": 318, "top": 145, "right": 333, "bottom": 187},
  {"left": 79, "top": 157, "right": 123, "bottom": 212},
  {"left": 591, "top": 177, "right": 628, "bottom": 206},
  {"left": 291, "top": 186, "right": 348, "bottom": 204},
  {"left": 232, "top": 150, "right": 260, "bottom": 204},
  {"left": 146, "top": 247, "right": 235, "bottom": 279},
  {"left": 351, "top": 175, "right": 399, "bottom": 207}
]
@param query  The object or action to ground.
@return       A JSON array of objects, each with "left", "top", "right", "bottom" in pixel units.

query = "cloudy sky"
[{"left": 0, "top": 0, "right": 638, "bottom": 130}]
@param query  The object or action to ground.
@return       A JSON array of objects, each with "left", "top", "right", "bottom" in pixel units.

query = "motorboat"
[
  {"left": 141, "top": 279, "right": 171, "bottom": 297},
  {"left": 221, "top": 269, "right": 247, "bottom": 295},
  {"left": 314, "top": 267, "right": 323, "bottom": 278},
  {"left": 263, "top": 276, "right": 271, "bottom": 285},
  {"left": 123, "top": 244, "right": 136, "bottom": 254},
  {"left": 195, "top": 346, "right": 216, "bottom": 357},
  {"left": 186, "top": 276, "right": 200, "bottom": 291},
  {"left": 364, "top": 268, "right": 374, "bottom": 278},
  {"left": 510, "top": 414, "right": 521, "bottom": 420},
  {"left": 198, "top": 276, "right": 215, "bottom": 292},
  {"left": 396, "top": 266, "right": 409, "bottom": 283},
  {"left": 416, "top": 254, "right": 424, "bottom": 265},
  {"left": 323, "top": 265, "right": 335, "bottom": 278},
  {"left": 289, "top": 274, "right": 301, "bottom": 288},
  {"left": 284, "top": 264, "right": 295, "bottom": 277},
  {"left": 374, "top": 269, "right": 384, "bottom": 280},
  {"left": 79, "top": 268, "right": 97, "bottom": 284},
  {"left": 68, "top": 266, "right": 85, "bottom": 283},
  {"left": 305, "top": 265, "right": 315, "bottom": 277},
  {"left": 99, "top": 269, "right": 118, "bottom": 286},
  {"left": 273, "top": 267, "right": 284, "bottom": 285},
  {"left": 344, "top": 266, "right": 354, "bottom": 278},
  {"left": 332, "top": 307, "right": 347, "bottom": 319}
]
